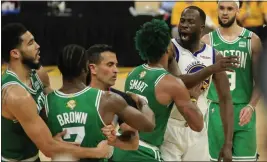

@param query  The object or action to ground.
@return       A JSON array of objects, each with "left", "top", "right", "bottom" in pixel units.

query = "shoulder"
[
  {"left": 249, "top": 31, "right": 262, "bottom": 54},
  {"left": 36, "top": 66, "right": 50, "bottom": 87},
  {"left": 157, "top": 74, "right": 185, "bottom": 91},
  {"left": 201, "top": 33, "right": 211, "bottom": 45},
  {"left": 2, "top": 83, "right": 31, "bottom": 106}
]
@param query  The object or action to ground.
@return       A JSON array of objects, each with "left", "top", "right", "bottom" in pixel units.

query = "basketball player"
[
  {"left": 45, "top": 44, "right": 156, "bottom": 161},
  {"left": 202, "top": 1, "right": 262, "bottom": 161},
  {"left": 86, "top": 44, "right": 141, "bottom": 151},
  {"left": 112, "top": 19, "right": 205, "bottom": 162},
  {"left": 160, "top": 6, "right": 236, "bottom": 161},
  {"left": 1, "top": 23, "right": 112, "bottom": 161}
]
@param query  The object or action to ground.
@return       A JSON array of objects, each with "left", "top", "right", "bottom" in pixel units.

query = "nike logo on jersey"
[{"left": 213, "top": 43, "right": 221, "bottom": 47}]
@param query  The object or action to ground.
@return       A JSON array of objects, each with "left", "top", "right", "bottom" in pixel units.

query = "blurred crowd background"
[
  {"left": 1, "top": 0, "right": 267, "bottom": 156},
  {"left": 2, "top": 1, "right": 266, "bottom": 66},
  {"left": 1, "top": 0, "right": 267, "bottom": 100}
]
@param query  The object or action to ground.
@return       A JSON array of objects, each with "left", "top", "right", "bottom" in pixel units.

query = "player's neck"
[
  {"left": 219, "top": 22, "right": 242, "bottom": 36},
  {"left": 61, "top": 78, "right": 87, "bottom": 93},
  {"left": 8, "top": 61, "right": 32, "bottom": 84},
  {"left": 178, "top": 38, "right": 201, "bottom": 54},
  {"left": 90, "top": 78, "right": 110, "bottom": 91},
  {"left": 148, "top": 60, "right": 167, "bottom": 70}
]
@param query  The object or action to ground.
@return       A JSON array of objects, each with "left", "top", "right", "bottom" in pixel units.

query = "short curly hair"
[{"left": 135, "top": 19, "right": 170, "bottom": 63}]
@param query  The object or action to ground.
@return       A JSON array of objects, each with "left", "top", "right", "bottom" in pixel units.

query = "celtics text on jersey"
[{"left": 207, "top": 28, "right": 253, "bottom": 104}]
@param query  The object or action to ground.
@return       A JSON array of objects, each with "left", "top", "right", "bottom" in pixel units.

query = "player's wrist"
[{"left": 247, "top": 104, "right": 255, "bottom": 112}]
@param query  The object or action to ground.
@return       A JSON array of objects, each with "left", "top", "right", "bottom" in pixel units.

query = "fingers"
[
  {"left": 239, "top": 111, "right": 251, "bottom": 126},
  {"left": 55, "top": 129, "right": 67, "bottom": 138},
  {"left": 239, "top": 108, "right": 245, "bottom": 119},
  {"left": 239, "top": 108, "right": 252, "bottom": 126},
  {"left": 126, "top": 91, "right": 138, "bottom": 103},
  {"left": 64, "top": 141, "right": 80, "bottom": 146}
]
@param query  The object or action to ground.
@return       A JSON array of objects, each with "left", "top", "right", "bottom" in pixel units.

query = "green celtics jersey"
[
  {"left": 207, "top": 28, "right": 253, "bottom": 104},
  {"left": 45, "top": 87, "right": 106, "bottom": 158},
  {"left": 1, "top": 69, "right": 45, "bottom": 160},
  {"left": 124, "top": 64, "right": 173, "bottom": 147}
]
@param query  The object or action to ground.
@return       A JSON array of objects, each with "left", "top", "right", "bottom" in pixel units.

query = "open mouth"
[{"left": 180, "top": 33, "right": 190, "bottom": 40}]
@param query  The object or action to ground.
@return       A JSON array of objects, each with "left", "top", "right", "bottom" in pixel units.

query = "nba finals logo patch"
[
  {"left": 186, "top": 61, "right": 211, "bottom": 90},
  {"left": 66, "top": 100, "right": 76, "bottom": 110},
  {"left": 139, "top": 71, "right": 146, "bottom": 79}
]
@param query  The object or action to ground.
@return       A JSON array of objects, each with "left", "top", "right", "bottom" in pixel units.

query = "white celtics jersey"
[{"left": 170, "top": 38, "right": 215, "bottom": 120}]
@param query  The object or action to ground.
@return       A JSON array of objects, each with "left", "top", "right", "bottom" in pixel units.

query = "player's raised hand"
[
  {"left": 126, "top": 91, "right": 148, "bottom": 110},
  {"left": 189, "top": 83, "right": 203, "bottom": 100},
  {"left": 101, "top": 124, "right": 117, "bottom": 144},
  {"left": 213, "top": 55, "right": 240, "bottom": 72}
]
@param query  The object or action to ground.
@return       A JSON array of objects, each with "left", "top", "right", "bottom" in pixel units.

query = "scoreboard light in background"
[{"left": 1, "top": 1, "right": 20, "bottom": 15}]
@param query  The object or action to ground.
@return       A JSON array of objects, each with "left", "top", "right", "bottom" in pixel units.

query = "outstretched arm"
[
  {"left": 213, "top": 52, "right": 234, "bottom": 146},
  {"left": 168, "top": 41, "right": 238, "bottom": 89}
]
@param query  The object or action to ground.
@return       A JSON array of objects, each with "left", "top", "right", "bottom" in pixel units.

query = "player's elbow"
[
  {"left": 190, "top": 121, "right": 204, "bottom": 132},
  {"left": 140, "top": 123, "right": 155, "bottom": 132},
  {"left": 142, "top": 120, "right": 155, "bottom": 132}
]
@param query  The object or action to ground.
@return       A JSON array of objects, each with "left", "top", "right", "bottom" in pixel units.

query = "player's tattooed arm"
[
  {"left": 100, "top": 91, "right": 155, "bottom": 132},
  {"left": 2, "top": 85, "right": 111, "bottom": 159},
  {"left": 213, "top": 52, "right": 234, "bottom": 146}
]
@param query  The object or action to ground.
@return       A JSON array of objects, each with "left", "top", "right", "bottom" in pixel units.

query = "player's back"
[
  {"left": 124, "top": 64, "right": 173, "bottom": 147},
  {"left": 45, "top": 87, "right": 106, "bottom": 161},
  {"left": 207, "top": 28, "right": 253, "bottom": 104},
  {"left": 1, "top": 69, "right": 45, "bottom": 161}
]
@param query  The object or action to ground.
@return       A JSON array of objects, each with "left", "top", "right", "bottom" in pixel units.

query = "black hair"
[
  {"left": 135, "top": 19, "right": 170, "bottom": 63},
  {"left": 183, "top": 6, "right": 206, "bottom": 25},
  {"left": 2, "top": 23, "right": 27, "bottom": 62},
  {"left": 58, "top": 44, "right": 87, "bottom": 80},
  {"left": 86, "top": 44, "right": 115, "bottom": 64}
]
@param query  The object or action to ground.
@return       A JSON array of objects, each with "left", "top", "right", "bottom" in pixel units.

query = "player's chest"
[{"left": 178, "top": 53, "right": 212, "bottom": 74}]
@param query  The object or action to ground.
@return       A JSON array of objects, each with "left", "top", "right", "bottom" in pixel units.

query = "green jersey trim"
[
  {"left": 217, "top": 28, "right": 245, "bottom": 44},
  {"left": 248, "top": 31, "right": 253, "bottom": 58},
  {"left": 209, "top": 32, "right": 213, "bottom": 46},
  {"left": 1, "top": 81, "right": 26, "bottom": 91},
  {"left": 142, "top": 64, "right": 165, "bottom": 71},
  {"left": 155, "top": 73, "right": 167, "bottom": 86},
  {"left": 95, "top": 90, "right": 106, "bottom": 126},
  {"left": 5, "top": 70, "right": 37, "bottom": 94},
  {"left": 54, "top": 87, "right": 91, "bottom": 98},
  {"left": 34, "top": 72, "right": 44, "bottom": 89},
  {"left": 44, "top": 95, "right": 49, "bottom": 117}
]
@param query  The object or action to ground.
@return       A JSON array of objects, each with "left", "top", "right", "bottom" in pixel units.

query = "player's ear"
[
  {"left": 89, "top": 64, "right": 97, "bottom": 75},
  {"left": 200, "top": 23, "right": 205, "bottom": 33},
  {"left": 10, "top": 49, "right": 21, "bottom": 60}
]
